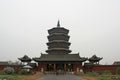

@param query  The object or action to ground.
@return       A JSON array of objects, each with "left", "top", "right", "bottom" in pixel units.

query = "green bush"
[
  {"left": 116, "top": 67, "right": 120, "bottom": 75},
  {"left": 19, "top": 69, "right": 29, "bottom": 75},
  {"left": 99, "top": 77, "right": 111, "bottom": 80},
  {"left": 3, "top": 67, "right": 15, "bottom": 74},
  {"left": 86, "top": 72, "right": 99, "bottom": 77},
  {"left": 102, "top": 71, "right": 112, "bottom": 75},
  {"left": 0, "top": 71, "right": 6, "bottom": 75}
]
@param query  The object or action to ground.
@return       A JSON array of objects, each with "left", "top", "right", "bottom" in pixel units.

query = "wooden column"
[
  {"left": 43, "top": 64, "right": 47, "bottom": 71},
  {"left": 73, "top": 64, "right": 77, "bottom": 71},
  {"left": 54, "top": 64, "right": 56, "bottom": 71},
  {"left": 64, "top": 64, "right": 66, "bottom": 71},
  {"left": 38, "top": 63, "right": 41, "bottom": 71}
]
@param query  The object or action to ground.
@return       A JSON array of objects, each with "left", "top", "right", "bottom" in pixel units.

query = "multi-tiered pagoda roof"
[
  {"left": 33, "top": 21, "right": 87, "bottom": 62},
  {"left": 46, "top": 21, "right": 71, "bottom": 54}
]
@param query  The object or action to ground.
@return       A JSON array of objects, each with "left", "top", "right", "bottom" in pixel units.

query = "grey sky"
[{"left": 0, "top": 0, "right": 120, "bottom": 64}]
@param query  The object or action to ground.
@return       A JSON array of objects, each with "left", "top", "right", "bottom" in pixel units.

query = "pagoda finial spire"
[{"left": 57, "top": 20, "right": 60, "bottom": 27}]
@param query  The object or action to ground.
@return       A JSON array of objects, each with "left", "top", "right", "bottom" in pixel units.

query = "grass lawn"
[
  {"left": 0, "top": 74, "right": 21, "bottom": 80},
  {"left": 1, "top": 72, "right": 120, "bottom": 80},
  {"left": 0, "top": 72, "right": 44, "bottom": 80},
  {"left": 77, "top": 73, "right": 120, "bottom": 80}
]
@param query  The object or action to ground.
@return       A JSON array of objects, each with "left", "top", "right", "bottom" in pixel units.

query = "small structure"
[
  {"left": 88, "top": 55, "right": 103, "bottom": 64},
  {"left": 83, "top": 55, "right": 103, "bottom": 73},
  {"left": 23, "top": 65, "right": 32, "bottom": 69},
  {"left": 18, "top": 55, "right": 32, "bottom": 65},
  {"left": 113, "top": 61, "right": 120, "bottom": 65},
  {"left": 22, "top": 65, "right": 32, "bottom": 72}
]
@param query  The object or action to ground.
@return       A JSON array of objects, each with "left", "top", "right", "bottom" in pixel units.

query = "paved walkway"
[{"left": 37, "top": 74, "right": 85, "bottom": 80}]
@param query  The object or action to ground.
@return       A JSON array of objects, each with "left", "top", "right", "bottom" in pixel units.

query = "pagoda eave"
[
  {"left": 48, "top": 27, "right": 69, "bottom": 34},
  {"left": 46, "top": 41, "right": 71, "bottom": 46},
  {"left": 46, "top": 49, "right": 72, "bottom": 52},
  {"left": 18, "top": 58, "right": 32, "bottom": 62}
]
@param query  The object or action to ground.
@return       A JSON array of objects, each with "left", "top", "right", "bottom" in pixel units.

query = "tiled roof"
[
  {"left": 88, "top": 55, "right": 103, "bottom": 61},
  {"left": 18, "top": 55, "right": 32, "bottom": 62},
  {"left": 33, "top": 54, "right": 87, "bottom": 62},
  {"left": 113, "top": 61, "right": 120, "bottom": 65},
  {"left": 0, "top": 62, "right": 9, "bottom": 66},
  {"left": 0, "top": 61, "right": 22, "bottom": 66}
]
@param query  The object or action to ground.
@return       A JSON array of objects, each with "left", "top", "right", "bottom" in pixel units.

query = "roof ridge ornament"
[{"left": 57, "top": 20, "right": 60, "bottom": 27}]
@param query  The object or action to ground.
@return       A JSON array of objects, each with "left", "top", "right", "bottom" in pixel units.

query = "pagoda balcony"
[
  {"left": 46, "top": 41, "right": 71, "bottom": 46},
  {"left": 48, "top": 34, "right": 69, "bottom": 41},
  {"left": 48, "top": 46, "right": 69, "bottom": 49},
  {"left": 47, "top": 40, "right": 70, "bottom": 43},
  {"left": 46, "top": 48, "right": 71, "bottom": 53},
  {"left": 46, "top": 49, "right": 72, "bottom": 54}
]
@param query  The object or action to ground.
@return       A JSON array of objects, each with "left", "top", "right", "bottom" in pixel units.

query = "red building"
[{"left": 0, "top": 61, "right": 22, "bottom": 72}]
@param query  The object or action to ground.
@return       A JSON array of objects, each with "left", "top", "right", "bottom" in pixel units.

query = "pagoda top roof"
[
  {"left": 48, "top": 27, "right": 69, "bottom": 34},
  {"left": 57, "top": 20, "right": 60, "bottom": 27},
  {"left": 88, "top": 55, "right": 103, "bottom": 61},
  {"left": 33, "top": 53, "right": 87, "bottom": 62},
  {"left": 48, "top": 21, "right": 69, "bottom": 34},
  {"left": 18, "top": 55, "right": 32, "bottom": 62}
]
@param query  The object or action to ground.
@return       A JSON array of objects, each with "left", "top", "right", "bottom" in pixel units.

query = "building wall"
[
  {"left": 92, "top": 65, "right": 120, "bottom": 74},
  {"left": 0, "top": 66, "right": 8, "bottom": 71},
  {"left": 73, "top": 64, "right": 82, "bottom": 72},
  {"left": 1, "top": 63, "right": 120, "bottom": 73},
  {"left": 0, "top": 65, "right": 22, "bottom": 72},
  {"left": 83, "top": 65, "right": 120, "bottom": 74}
]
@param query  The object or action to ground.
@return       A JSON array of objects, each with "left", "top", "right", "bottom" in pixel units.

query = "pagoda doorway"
[
  {"left": 47, "top": 64, "right": 54, "bottom": 71},
  {"left": 66, "top": 64, "right": 73, "bottom": 72},
  {"left": 56, "top": 64, "right": 64, "bottom": 71}
]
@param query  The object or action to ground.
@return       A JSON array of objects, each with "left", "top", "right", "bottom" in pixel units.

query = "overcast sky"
[{"left": 0, "top": 0, "right": 120, "bottom": 64}]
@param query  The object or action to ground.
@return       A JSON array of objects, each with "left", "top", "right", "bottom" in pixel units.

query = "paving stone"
[{"left": 37, "top": 74, "right": 85, "bottom": 80}]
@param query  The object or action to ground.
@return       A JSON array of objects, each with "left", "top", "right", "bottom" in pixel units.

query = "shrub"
[
  {"left": 86, "top": 72, "right": 99, "bottom": 77},
  {"left": 116, "top": 67, "right": 120, "bottom": 75},
  {"left": 3, "top": 67, "right": 15, "bottom": 74},
  {"left": 0, "top": 71, "right": 5, "bottom": 75},
  {"left": 102, "top": 71, "right": 112, "bottom": 75},
  {"left": 19, "top": 69, "right": 29, "bottom": 75}
]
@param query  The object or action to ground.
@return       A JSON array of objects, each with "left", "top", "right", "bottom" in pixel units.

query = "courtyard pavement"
[{"left": 37, "top": 74, "right": 85, "bottom": 80}]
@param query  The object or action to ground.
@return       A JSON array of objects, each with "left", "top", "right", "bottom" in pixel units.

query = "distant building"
[
  {"left": 0, "top": 61, "right": 22, "bottom": 72},
  {"left": 113, "top": 61, "right": 120, "bottom": 65},
  {"left": 88, "top": 55, "right": 103, "bottom": 64},
  {"left": 18, "top": 55, "right": 32, "bottom": 64}
]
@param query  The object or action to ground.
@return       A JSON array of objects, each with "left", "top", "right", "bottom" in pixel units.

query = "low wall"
[
  {"left": 0, "top": 65, "right": 22, "bottom": 72},
  {"left": 92, "top": 65, "right": 120, "bottom": 74},
  {"left": 0, "top": 66, "right": 8, "bottom": 71},
  {"left": 83, "top": 65, "right": 120, "bottom": 74}
]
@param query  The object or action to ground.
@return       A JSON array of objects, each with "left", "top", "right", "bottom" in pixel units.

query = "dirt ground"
[
  {"left": 19, "top": 72, "right": 44, "bottom": 80},
  {"left": 78, "top": 75, "right": 98, "bottom": 80}
]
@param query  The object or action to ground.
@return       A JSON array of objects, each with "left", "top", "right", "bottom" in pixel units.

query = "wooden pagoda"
[{"left": 33, "top": 21, "right": 87, "bottom": 72}]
